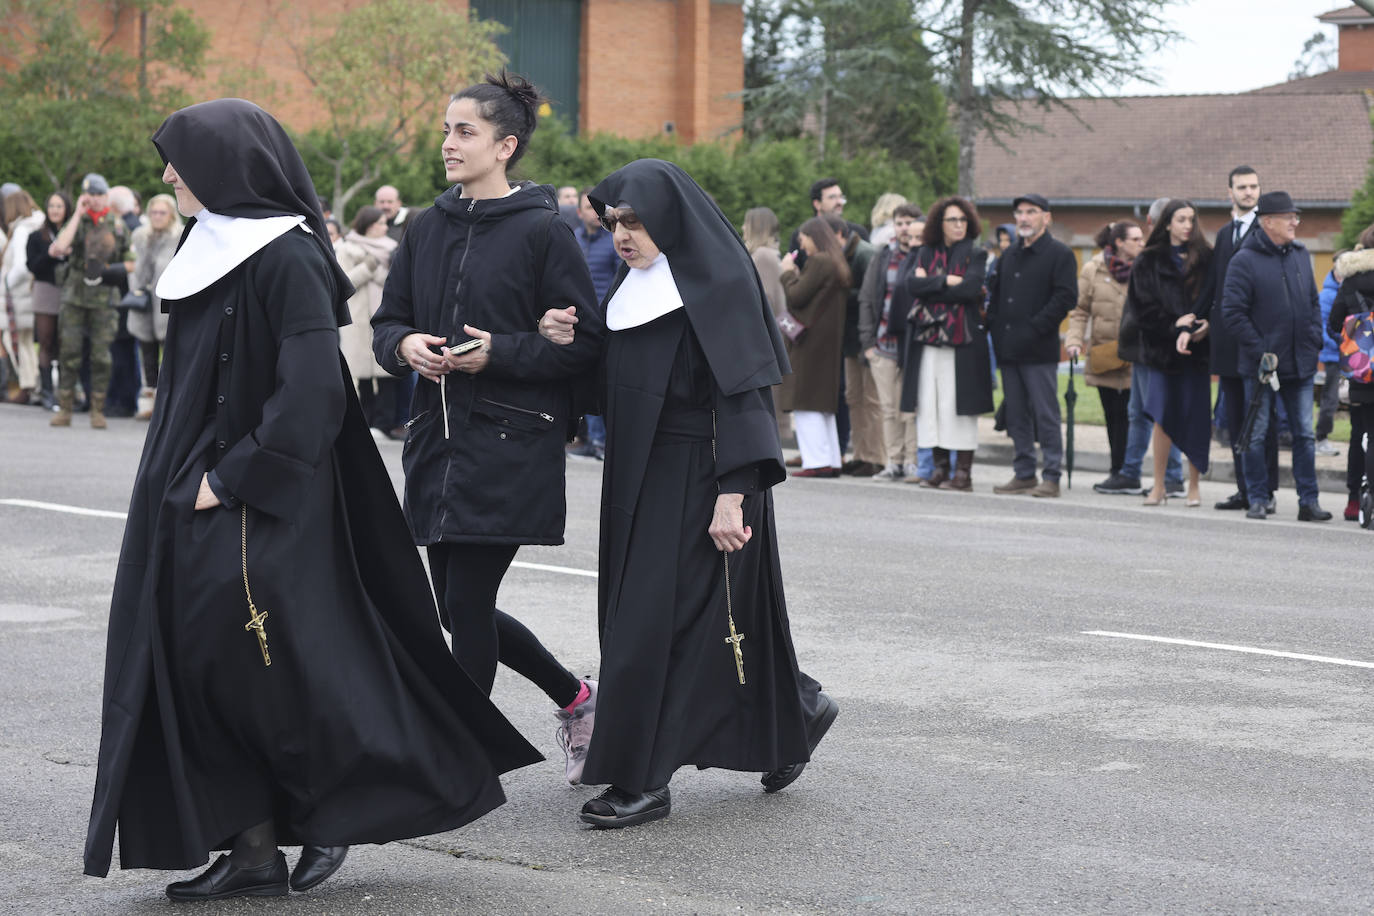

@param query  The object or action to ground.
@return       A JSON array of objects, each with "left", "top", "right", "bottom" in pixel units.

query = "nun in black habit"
[
  {"left": 547, "top": 159, "right": 838, "bottom": 828},
  {"left": 82, "top": 99, "right": 540, "bottom": 901}
]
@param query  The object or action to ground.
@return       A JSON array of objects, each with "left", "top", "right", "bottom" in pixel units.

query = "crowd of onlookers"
[{"left": 3, "top": 166, "right": 1365, "bottom": 527}]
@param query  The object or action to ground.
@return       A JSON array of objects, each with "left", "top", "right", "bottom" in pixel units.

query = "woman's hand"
[
  {"left": 914, "top": 266, "right": 927, "bottom": 278},
  {"left": 864, "top": 346, "right": 880, "bottom": 362},
  {"left": 444, "top": 325, "right": 492, "bottom": 374},
  {"left": 399, "top": 332, "right": 451, "bottom": 381},
  {"left": 539, "top": 306, "right": 578, "bottom": 345},
  {"left": 945, "top": 274, "right": 963, "bottom": 286},
  {"left": 780, "top": 251, "right": 798, "bottom": 273},
  {"left": 1192, "top": 317, "right": 1210, "bottom": 341},
  {"left": 194, "top": 474, "right": 221, "bottom": 510},
  {"left": 1173, "top": 312, "right": 1196, "bottom": 329},
  {"left": 1065, "top": 344, "right": 1081, "bottom": 359},
  {"left": 708, "top": 493, "right": 752, "bottom": 552}
]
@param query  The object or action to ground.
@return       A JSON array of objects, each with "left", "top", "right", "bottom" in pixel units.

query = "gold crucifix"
[
  {"left": 241, "top": 506, "right": 273, "bottom": 667},
  {"left": 244, "top": 602, "right": 271, "bottom": 667},
  {"left": 724, "top": 623, "right": 745, "bottom": 685}
]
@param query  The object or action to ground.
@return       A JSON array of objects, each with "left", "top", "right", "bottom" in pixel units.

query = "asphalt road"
[{"left": 1, "top": 403, "right": 1370, "bottom": 915}]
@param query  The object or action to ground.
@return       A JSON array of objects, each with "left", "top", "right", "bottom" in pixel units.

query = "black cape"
[
  {"left": 579, "top": 310, "right": 819, "bottom": 793},
  {"left": 85, "top": 102, "right": 540, "bottom": 878}
]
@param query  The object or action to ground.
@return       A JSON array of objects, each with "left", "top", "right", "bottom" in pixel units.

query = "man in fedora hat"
[{"left": 1221, "top": 190, "right": 1330, "bottom": 521}]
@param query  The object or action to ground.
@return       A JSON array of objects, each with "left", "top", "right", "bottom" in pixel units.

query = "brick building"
[
  {"left": 113, "top": 0, "right": 743, "bottom": 143},
  {"left": 972, "top": 4, "right": 1374, "bottom": 278}
]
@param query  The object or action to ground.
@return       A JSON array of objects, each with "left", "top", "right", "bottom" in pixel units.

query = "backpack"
[{"left": 1338, "top": 291, "right": 1374, "bottom": 383}]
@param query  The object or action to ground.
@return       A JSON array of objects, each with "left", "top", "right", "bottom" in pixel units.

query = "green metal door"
[{"left": 471, "top": 0, "right": 581, "bottom": 131}]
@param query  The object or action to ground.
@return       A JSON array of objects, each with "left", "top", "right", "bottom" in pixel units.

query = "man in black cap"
[
  {"left": 1221, "top": 190, "right": 1330, "bottom": 521},
  {"left": 987, "top": 193, "right": 1077, "bottom": 497}
]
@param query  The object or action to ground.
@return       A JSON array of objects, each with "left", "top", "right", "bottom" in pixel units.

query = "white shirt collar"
[
  {"left": 605, "top": 253, "right": 685, "bottom": 331},
  {"left": 156, "top": 209, "right": 306, "bottom": 300}
]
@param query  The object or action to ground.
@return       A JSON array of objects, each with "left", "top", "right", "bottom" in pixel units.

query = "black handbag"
[{"left": 118, "top": 288, "right": 150, "bottom": 311}]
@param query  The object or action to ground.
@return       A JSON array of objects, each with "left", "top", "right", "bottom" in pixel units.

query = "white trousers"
[
  {"left": 793, "top": 410, "right": 842, "bottom": 469},
  {"left": 916, "top": 346, "right": 979, "bottom": 451}
]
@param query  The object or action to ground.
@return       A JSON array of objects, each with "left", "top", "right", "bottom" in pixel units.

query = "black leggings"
[
  {"left": 1097, "top": 386, "right": 1129, "bottom": 474},
  {"left": 1348, "top": 404, "right": 1374, "bottom": 499},
  {"left": 426, "top": 542, "right": 581, "bottom": 705}
]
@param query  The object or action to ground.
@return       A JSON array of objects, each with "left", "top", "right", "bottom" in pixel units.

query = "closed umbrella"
[{"left": 1064, "top": 355, "right": 1078, "bottom": 489}]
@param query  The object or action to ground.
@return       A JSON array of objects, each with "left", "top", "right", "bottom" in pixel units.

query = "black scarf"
[
  {"left": 589, "top": 159, "right": 788, "bottom": 396},
  {"left": 150, "top": 98, "right": 353, "bottom": 325}
]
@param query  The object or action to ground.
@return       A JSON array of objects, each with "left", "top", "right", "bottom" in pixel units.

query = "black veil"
[
  {"left": 151, "top": 98, "right": 353, "bottom": 325},
  {"left": 590, "top": 159, "right": 789, "bottom": 395}
]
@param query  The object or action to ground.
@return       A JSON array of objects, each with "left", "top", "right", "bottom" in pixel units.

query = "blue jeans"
[
  {"left": 1242, "top": 375, "right": 1319, "bottom": 505},
  {"left": 916, "top": 447, "right": 934, "bottom": 479},
  {"left": 585, "top": 414, "right": 606, "bottom": 447},
  {"left": 1120, "top": 365, "right": 1183, "bottom": 484}
]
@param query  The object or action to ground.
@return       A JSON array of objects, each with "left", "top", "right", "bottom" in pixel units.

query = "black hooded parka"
[{"left": 372, "top": 182, "right": 605, "bottom": 546}]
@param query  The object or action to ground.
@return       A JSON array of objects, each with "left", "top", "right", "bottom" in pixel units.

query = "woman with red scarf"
[
  {"left": 894, "top": 196, "right": 994, "bottom": 491},
  {"left": 1066, "top": 220, "right": 1144, "bottom": 489}
]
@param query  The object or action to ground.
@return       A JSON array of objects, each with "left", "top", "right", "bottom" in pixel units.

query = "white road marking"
[
  {"left": 1083, "top": 630, "right": 1374, "bottom": 670},
  {"left": 510, "top": 560, "right": 597, "bottom": 579},
  {"left": 0, "top": 498, "right": 600, "bottom": 579},
  {"left": 0, "top": 498, "right": 128, "bottom": 520}
]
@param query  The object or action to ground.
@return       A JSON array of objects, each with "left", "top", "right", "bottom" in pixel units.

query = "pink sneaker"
[{"left": 554, "top": 679, "right": 597, "bottom": 785}]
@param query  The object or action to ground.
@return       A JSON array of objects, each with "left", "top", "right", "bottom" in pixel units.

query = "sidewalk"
[{"left": 971, "top": 415, "right": 1351, "bottom": 495}]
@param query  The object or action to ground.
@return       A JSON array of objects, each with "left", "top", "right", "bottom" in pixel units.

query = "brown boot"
[
  {"left": 920, "top": 448, "right": 950, "bottom": 488},
  {"left": 89, "top": 392, "right": 107, "bottom": 429},
  {"left": 50, "top": 391, "right": 73, "bottom": 427},
  {"left": 940, "top": 450, "right": 974, "bottom": 491}
]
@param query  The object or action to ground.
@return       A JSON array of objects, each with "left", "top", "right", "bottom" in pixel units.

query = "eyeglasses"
[
  {"left": 943, "top": 216, "right": 968, "bottom": 224},
  {"left": 599, "top": 210, "right": 643, "bottom": 233}
]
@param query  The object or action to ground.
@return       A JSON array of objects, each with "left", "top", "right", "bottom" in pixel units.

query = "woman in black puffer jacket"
[{"left": 1121, "top": 198, "right": 1213, "bottom": 506}]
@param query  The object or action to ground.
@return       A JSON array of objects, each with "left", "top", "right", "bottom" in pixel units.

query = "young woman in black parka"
[
  {"left": 1120, "top": 198, "right": 1213, "bottom": 506},
  {"left": 371, "top": 72, "right": 608, "bottom": 784},
  {"left": 1329, "top": 241, "right": 1374, "bottom": 520}
]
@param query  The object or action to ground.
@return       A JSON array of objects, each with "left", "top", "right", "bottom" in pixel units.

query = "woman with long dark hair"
[
  {"left": 1066, "top": 220, "right": 1144, "bottom": 488},
  {"left": 895, "top": 195, "right": 993, "bottom": 490},
  {"left": 371, "top": 71, "right": 607, "bottom": 784},
  {"left": 25, "top": 191, "right": 71, "bottom": 409},
  {"left": 1120, "top": 199, "right": 1213, "bottom": 506},
  {"left": 779, "top": 216, "right": 850, "bottom": 476}
]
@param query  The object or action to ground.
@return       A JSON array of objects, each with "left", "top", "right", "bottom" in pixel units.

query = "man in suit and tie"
[{"left": 1210, "top": 166, "right": 1278, "bottom": 512}]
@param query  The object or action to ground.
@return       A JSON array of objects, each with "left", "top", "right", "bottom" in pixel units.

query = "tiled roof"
[
  {"left": 1318, "top": 5, "right": 1373, "bottom": 24},
  {"left": 972, "top": 93, "right": 1373, "bottom": 207},
  {"left": 1250, "top": 70, "right": 1374, "bottom": 95}
]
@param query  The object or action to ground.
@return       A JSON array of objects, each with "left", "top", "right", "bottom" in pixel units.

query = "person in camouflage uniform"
[{"left": 48, "top": 173, "right": 133, "bottom": 428}]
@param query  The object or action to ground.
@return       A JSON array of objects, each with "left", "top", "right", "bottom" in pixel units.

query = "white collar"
[
  {"left": 156, "top": 209, "right": 306, "bottom": 300},
  {"left": 605, "top": 253, "right": 684, "bottom": 331}
]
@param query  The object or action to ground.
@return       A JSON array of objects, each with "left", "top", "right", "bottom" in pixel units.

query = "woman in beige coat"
[
  {"left": 334, "top": 205, "right": 397, "bottom": 424},
  {"left": 1065, "top": 220, "right": 1143, "bottom": 486},
  {"left": 779, "top": 217, "right": 850, "bottom": 477}
]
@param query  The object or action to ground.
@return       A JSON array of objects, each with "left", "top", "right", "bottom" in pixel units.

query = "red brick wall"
[
  {"left": 708, "top": 1, "right": 744, "bottom": 141},
  {"left": 1338, "top": 23, "right": 1374, "bottom": 72}
]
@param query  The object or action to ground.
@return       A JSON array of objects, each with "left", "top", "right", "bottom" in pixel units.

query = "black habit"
[
  {"left": 580, "top": 160, "right": 821, "bottom": 794},
  {"left": 84, "top": 100, "right": 540, "bottom": 878}
]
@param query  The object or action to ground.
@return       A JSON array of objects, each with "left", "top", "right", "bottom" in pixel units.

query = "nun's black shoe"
[
  {"left": 290, "top": 845, "right": 349, "bottom": 892},
  {"left": 165, "top": 852, "right": 288, "bottom": 901},
  {"left": 579, "top": 785, "right": 671, "bottom": 828},
  {"left": 762, "top": 691, "right": 840, "bottom": 793}
]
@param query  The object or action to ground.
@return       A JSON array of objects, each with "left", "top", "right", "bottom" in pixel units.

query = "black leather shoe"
[
  {"left": 1298, "top": 503, "right": 1333, "bottom": 522},
  {"left": 580, "top": 785, "right": 671, "bottom": 828},
  {"left": 165, "top": 852, "right": 288, "bottom": 901},
  {"left": 290, "top": 845, "right": 349, "bottom": 892},
  {"left": 1214, "top": 491, "right": 1248, "bottom": 510},
  {"left": 1245, "top": 503, "right": 1267, "bottom": 520},
  {"left": 762, "top": 691, "right": 840, "bottom": 794}
]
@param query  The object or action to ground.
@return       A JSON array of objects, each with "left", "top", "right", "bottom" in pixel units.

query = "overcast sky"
[{"left": 1116, "top": 0, "right": 1345, "bottom": 95}]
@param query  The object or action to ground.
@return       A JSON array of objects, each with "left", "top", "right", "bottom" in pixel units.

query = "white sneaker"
[
  {"left": 902, "top": 462, "right": 920, "bottom": 479},
  {"left": 554, "top": 679, "right": 597, "bottom": 785},
  {"left": 871, "top": 462, "right": 902, "bottom": 480},
  {"left": 1315, "top": 439, "right": 1341, "bottom": 457}
]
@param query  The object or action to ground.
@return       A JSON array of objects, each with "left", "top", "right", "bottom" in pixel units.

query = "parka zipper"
[
  {"left": 477, "top": 396, "right": 555, "bottom": 424},
  {"left": 436, "top": 209, "right": 478, "bottom": 537}
]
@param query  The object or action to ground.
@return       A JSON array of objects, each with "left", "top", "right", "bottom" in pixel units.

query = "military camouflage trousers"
[{"left": 57, "top": 302, "right": 117, "bottom": 397}]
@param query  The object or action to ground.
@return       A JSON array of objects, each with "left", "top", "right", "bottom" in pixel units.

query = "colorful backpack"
[{"left": 1338, "top": 292, "right": 1374, "bottom": 383}]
